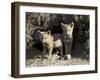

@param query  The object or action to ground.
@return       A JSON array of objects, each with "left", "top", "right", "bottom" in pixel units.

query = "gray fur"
[{"left": 61, "top": 22, "right": 74, "bottom": 60}]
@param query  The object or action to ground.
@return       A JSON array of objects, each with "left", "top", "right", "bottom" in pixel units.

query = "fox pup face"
[
  {"left": 61, "top": 22, "right": 74, "bottom": 37},
  {"left": 38, "top": 30, "right": 51, "bottom": 43}
]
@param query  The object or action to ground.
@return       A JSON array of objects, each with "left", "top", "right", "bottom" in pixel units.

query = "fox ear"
[
  {"left": 61, "top": 23, "right": 65, "bottom": 30},
  {"left": 60, "top": 23, "right": 64, "bottom": 26},
  {"left": 48, "top": 30, "right": 51, "bottom": 35},
  {"left": 61, "top": 23, "right": 66, "bottom": 28},
  {"left": 71, "top": 22, "right": 74, "bottom": 28}
]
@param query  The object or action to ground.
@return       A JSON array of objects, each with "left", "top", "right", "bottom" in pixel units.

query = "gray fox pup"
[{"left": 61, "top": 22, "right": 74, "bottom": 60}]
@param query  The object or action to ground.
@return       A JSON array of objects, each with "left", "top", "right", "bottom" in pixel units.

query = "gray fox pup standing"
[{"left": 61, "top": 22, "right": 74, "bottom": 60}]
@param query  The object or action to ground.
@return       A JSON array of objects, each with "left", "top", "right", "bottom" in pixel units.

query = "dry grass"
[{"left": 26, "top": 55, "right": 89, "bottom": 67}]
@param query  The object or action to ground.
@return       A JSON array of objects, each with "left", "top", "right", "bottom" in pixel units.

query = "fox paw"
[{"left": 64, "top": 54, "right": 71, "bottom": 60}]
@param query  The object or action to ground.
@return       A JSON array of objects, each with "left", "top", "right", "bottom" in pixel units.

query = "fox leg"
[
  {"left": 42, "top": 47, "right": 46, "bottom": 59},
  {"left": 59, "top": 46, "right": 63, "bottom": 57},
  {"left": 65, "top": 44, "right": 71, "bottom": 60},
  {"left": 67, "top": 45, "right": 71, "bottom": 60},
  {"left": 42, "top": 44, "right": 49, "bottom": 59},
  {"left": 48, "top": 46, "right": 53, "bottom": 59}
]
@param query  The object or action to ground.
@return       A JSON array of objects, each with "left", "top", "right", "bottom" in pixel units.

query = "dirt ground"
[
  {"left": 26, "top": 46, "right": 89, "bottom": 67},
  {"left": 26, "top": 58, "right": 89, "bottom": 67}
]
